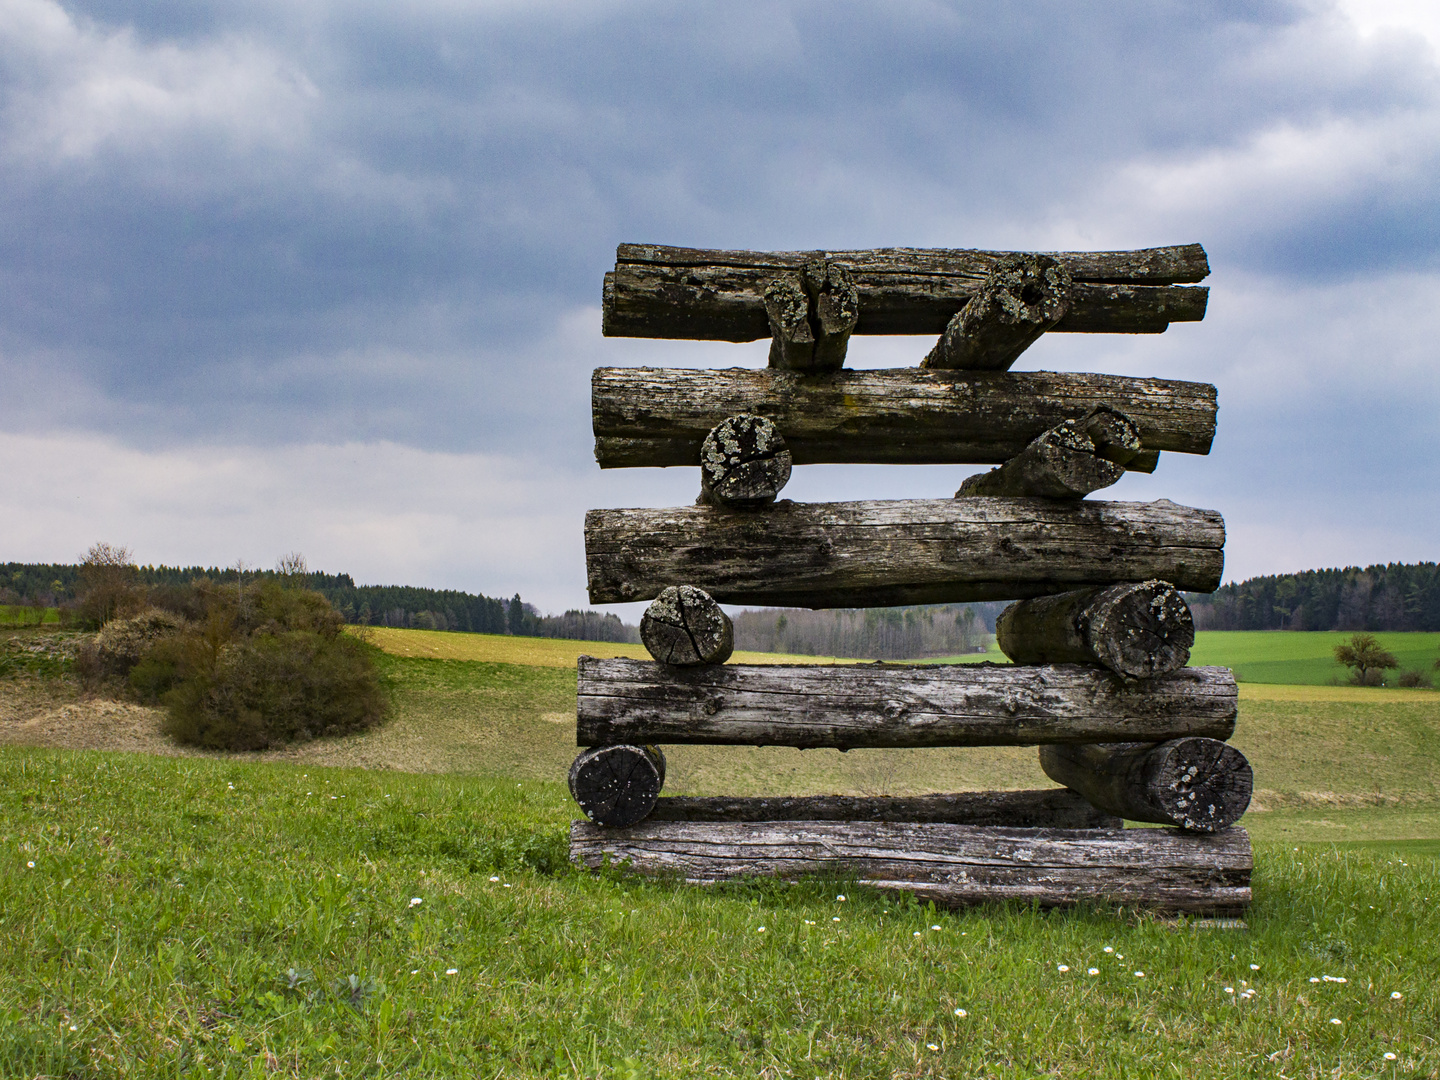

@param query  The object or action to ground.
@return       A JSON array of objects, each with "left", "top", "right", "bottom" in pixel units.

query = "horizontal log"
[
  {"left": 997, "top": 581, "right": 1195, "bottom": 678},
  {"left": 649, "top": 789, "right": 1121, "bottom": 828},
  {"left": 603, "top": 243, "right": 1210, "bottom": 340},
  {"left": 570, "top": 819, "right": 1252, "bottom": 914},
  {"left": 592, "top": 367, "right": 1213, "bottom": 468},
  {"left": 576, "top": 657, "right": 1237, "bottom": 749},
  {"left": 1039, "top": 739, "right": 1253, "bottom": 833},
  {"left": 585, "top": 497, "right": 1225, "bottom": 608}
]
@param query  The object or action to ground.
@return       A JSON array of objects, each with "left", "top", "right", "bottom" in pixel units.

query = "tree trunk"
[
  {"left": 764, "top": 260, "right": 858, "bottom": 371},
  {"left": 1038, "top": 738, "right": 1253, "bottom": 833},
  {"left": 697, "top": 415, "right": 791, "bottom": 508},
  {"left": 576, "top": 657, "right": 1237, "bottom": 749},
  {"left": 602, "top": 243, "right": 1210, "bottom": 340},
  {"left": 585, "top": 497, "right": 1225, "bottom": 607},
  {"left": 649, "top": 789, "right": 1120, "bottom": 828},
  {"left": 592, "top": 366, "right": 1214, "bottom": 468},
  {"left": 569, "top": 818, "right": 1252, "bottom": 915},
  {"left": 923, "top": 255, "right": 1072, "bottom": 370},
  {"left": 639, "top": 585, "right": 734, "bottom": 666},
  {"left": 568, "top": 744, "right": 667, "bottom": 827},
  {"left": 996, "top": 580, "right": 1195, "bottom": 678}
]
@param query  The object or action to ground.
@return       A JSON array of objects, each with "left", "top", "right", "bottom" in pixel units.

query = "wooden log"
[
  {"left": 591, "top": 367, "right": 1213, "bottom": 469},
  {"left": 923, "top": 255, "right": 1072, "bottom": 371},
  {"left": 697, "top": 415, "right": 791, "bottom": 508},
  {"left": 1039, "top": 738, "right": 1253, "bottom": 833},
  {"left": 996, "top": 580, "right": 1195, "bottom": 678},
  {"left": 602, "top": 243, "right": 1210, "bottom": 340},
  {"left": 649, "top": 789, "right": 1121, "bottom": 828},
  {"left": 764, "top": 260, "right": 858, "bottom": 371},
  {"left": 639, "top": 585, "right": 734, "bottom": 666},
  {"left": 576, "top": 657, "right": 1237, "bottom": 749},
  {"left": 955, "top": 406, "right": 1143, "bottom": 498},
  {"left": 568, "top": 744, "right": 667, "bottom": 827},
  {"left": 585, "top": 497, "right": 1225, "bottom": 608},
  {"left": 570, "top": 819, "right": 1252, "bottom": 915}
]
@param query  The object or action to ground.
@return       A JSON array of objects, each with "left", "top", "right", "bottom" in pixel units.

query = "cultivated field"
[{"left": 2, "top": 623, "right": 1438, "bottom": 1076}]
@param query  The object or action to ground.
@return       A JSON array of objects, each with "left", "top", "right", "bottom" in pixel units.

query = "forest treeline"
[
  {"left": 0, "top": 562, "right": 635, "bottom": 643},
  {"left": 1186, "top": 562, "right": 1440, "bottom": 631},
  {"left": 730, "top": 603, "right": 1005, "bottom": 660}
]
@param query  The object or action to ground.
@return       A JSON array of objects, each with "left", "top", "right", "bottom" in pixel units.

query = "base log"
[
  {"left": 996, "top": 580, "right": 1195, "bottom": 678},
  {"left": 570, "top": 819, "right": 1252, "bottom": 915},
  {"left": 1039, "top": 738, "right": 1253, "bottom": 832},
  {"left": 649, "top": 789, "right": 1120, "bottom": 829},
  {"left": 568, "top": 744, "right": 667, "bottom": 827}
]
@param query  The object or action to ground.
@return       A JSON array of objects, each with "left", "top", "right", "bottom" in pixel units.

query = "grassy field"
[
  {"left": 0, "top": 603, "right": 62, "bottom": 627},
  {"left": 1190, "top": 631, "right": 1440, "bottom": 686}
]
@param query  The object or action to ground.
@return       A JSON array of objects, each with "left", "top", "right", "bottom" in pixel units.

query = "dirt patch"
[{"left": 0, "top": 679, "right": 195, "bottom": 757}]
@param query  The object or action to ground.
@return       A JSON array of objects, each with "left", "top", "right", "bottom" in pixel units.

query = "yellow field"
[
  {"left": 356, "top": 626, "right": 858, "bottom": 667},
  {"left": 1238, "top": 682, "right": 1437, "bottom": 704}
]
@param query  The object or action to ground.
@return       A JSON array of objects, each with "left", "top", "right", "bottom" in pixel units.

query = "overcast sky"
[{"left": 2, "top": 0, "right": 1438, "bottom": 613}]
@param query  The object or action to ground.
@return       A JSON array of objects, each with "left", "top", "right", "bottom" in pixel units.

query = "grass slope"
[{"left": 2, "top": 749, "right": 1436, "bottom": 1079}]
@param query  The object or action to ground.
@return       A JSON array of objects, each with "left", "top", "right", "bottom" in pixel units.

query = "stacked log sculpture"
[{"left": 569, "top": 241, "right": 1253, "bottom": 915}]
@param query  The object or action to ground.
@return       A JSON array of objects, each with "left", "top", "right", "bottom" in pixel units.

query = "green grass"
[
  {"left": 1186, "top": 631, "right": 1440, "bottom": 686},
  {"left": 2, "top": 748, "right": 1436, "bottom": 1079},
  {"left": 0, "top": 604, "right": 61, "bottom": 627}
]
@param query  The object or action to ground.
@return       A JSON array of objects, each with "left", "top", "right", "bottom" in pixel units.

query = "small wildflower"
[
  {"left": 1391, "top": 991, "right": 1403, "bottom": 1000},
  {"left": 1103, "top": 946, "right": 1113, "bottom": 953},
  {"left": 409, "top": 898, "right": 422, "bottom": 907},
  {"left": 931, "top": 924, "right": 942, "bottom": 931},
  {"left": 489, "top": 876, "right": 499, "bottom": 882},
  {"left": 1057, "top": 965, "right": 1069, "bottom": 973},
  {"left": 954, "top": 1008, "right": 967, "bottom": 1018},
  {"left": 1329, "top": 1018, "right": 1342, "bottom": 1025},
  {"left": 926, "top": 1043, "right": 939, "bottom": 1051},
  {"left": 445, "top": 968, "right": 458, "bottom": 975},
  {"left": 1224, "top": 987, "right": 1234, "bottom": 994},
  {"left": 1250, "top": 963, "right": 1260, "bottom": 970},
  {"left": 1134, "top": 971, "right": 1145, "bottom": 978},
  {"left": 26, "top": 861, "right": 34, "bottom": 868},
  {"left": 503, "top": 883, "right": 512, "bottom": 888},
  {"left": 832, "top": 916, "right": 840, "bottom": 922},
  {"left": 1385, "top": 1052, "right": 1397, "bottom": 1061},
  {"left": 757, "top": 927, "right": 765, "bottom": 933},
  {"left": 1087, "top": 968, "right": 1099, "bottom": 976},
  {"left": 914, "top": 931, "right": 923, "bottom": 937},
  {"left": 836, "top": 894, "right": 846, "bottom": 902},
  {"left": 69, "top": 1025, "right": 76, "bottom": 1031},
  {"left": 1310, "top": 977, "right": 1321, "bottom": 983},
  {"left": 804, "top": 919, "right": 815, "bottom": 925},
  {"left": 410, "top": 969, "right": 419, "bottom": 975},
  {"left": 227, "top": 783, "right": 234, "bottom": 789}
]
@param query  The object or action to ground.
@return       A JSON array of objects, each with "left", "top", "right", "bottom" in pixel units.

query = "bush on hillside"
[{"left": 114, "top": 573, "right": 387, "bottom": 750}]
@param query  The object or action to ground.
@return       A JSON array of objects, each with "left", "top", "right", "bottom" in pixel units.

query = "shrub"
[
  {"left": 1396, "top": 668, "right": 1432, "bottom": 688},
  {"left": 95, "top": 608, "right": 188, "bottom": 676}
]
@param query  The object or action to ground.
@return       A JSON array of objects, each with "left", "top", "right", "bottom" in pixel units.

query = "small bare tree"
[
  {"left": 78, "top": 543, "right": 139, "bottom": 627},
  {"left": 276, "top": 552, "right": 308, "bottom": 579}
]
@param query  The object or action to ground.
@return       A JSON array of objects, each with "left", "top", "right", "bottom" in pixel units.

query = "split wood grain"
[
  {"left": 585, "top": 497, "right": 1225, "bottom": 608},
  {"left": 576, "top": 657, "right": 1237, "bottom": 749},
  {"left": 569, "top": 819, "right": 1252, "bottom": 914},
  {"left": 649, "top": 789, "right": 1121, "bottom": 829},
  {"left": 592, "top": 367, "right": 1212, "bottom": 469},
  {"left": 639, "top": 585, "right": 734, "bottom": 666},
  {"left": 603, "top": 244, "right": 1209, "bottom": 340}
]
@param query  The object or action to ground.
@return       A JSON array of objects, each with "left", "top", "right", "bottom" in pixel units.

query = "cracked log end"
[
  {"left": 568, "top": 744, "right": 667, "bottom": 827},
  {"left": 998, "top": 579, "right": 1195, "bottom": 678},
  {"left": 640, "top": 584, "right": 734, "bottom": 666},
  {"left": 923, "top": 254, "right": 1074, "bottom": 371},
  {"left": 1039, "top": 738, "right": 1253, "bottom": 833},
  {"left": 697, "top": 414, "right": 792, "bottom": 509},
  {"left": 765, "top": 259, "right": 859, "bottom": 371}
]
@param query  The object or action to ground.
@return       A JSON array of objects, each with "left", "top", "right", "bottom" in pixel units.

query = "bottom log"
[
  {"left": 570, "top": 820, "right": 1252, "bottom": 914},
  {"left": 649, "top": 789, "right": 1120, "bottom": 828}
]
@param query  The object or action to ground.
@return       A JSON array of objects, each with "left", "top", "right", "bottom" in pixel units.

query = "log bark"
[
  {"left": 639, "top": 585, "right": 734, "bottom": 666},
  {"left": 1038, "top": 738, "right": 1253, "bottom": 832},
  {"left": 592, "top": 367, "right": 1213, "bottom": 469},
  {"left": 649, "top": 789, "right": 1121, "bottom": 828},
  {"left": 585, "top": 497, "right": 1225, "bottom": 608},
  {"left": 764, "top": 260, "right": 858, "bottom": 371},
  {"left": 570, "top": 819, "right": 1252, "bottom": 914},
  {"left": 923, "top": 255, "right": 1072, "bottom": 370},
  {"left": 602, "top": 243, "right": 1210, "bottom": 340},
  {"left": 568, "top": 744, "right": 667, "bottom": 827},
  {"left": 697, "top": 415, "right": 791, "bottom": 508},
  {"left": 576, "top": 657, "right": 1237, "bottom": 749},
  {"left": 955, "top": 407, "right": 1143, "bottom": 498},
  {"left": 996, "top": 580, "right": 1195, "bottom": 678}
]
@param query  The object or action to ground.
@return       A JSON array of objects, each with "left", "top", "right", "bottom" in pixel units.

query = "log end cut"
[
  {"left": 639, "top": 585, "right": 735, "bottom": 666},
  {"left": 698, "top": 415, "right": 792, "bottom": 508},
  {"left": 568, "top": 744, "right": 667, "bottom": 827}
]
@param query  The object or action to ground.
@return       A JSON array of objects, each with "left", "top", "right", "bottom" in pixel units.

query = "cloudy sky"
[{"left": 1, "top": 0, "right": 1437, "bottom": 613}]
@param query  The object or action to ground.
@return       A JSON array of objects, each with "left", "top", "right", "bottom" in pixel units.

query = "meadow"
[{"left": 1, "top": 623, "right": 1438, "bottom": 1076}]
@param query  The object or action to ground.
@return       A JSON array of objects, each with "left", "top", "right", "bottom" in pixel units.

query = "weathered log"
[
  {"left": 956, "top": 407, "right": 1143, "bottom": 498},
  {"left": 996, "top": 580, "right": 1195, "bottom": 678},
  {"left": 697, "top": 415, "right": 791, "bottom": 508},
  {"left": 764, "top": 260, "right": 858, "bottom": 371},
  {"left": 568, "top": 744, "right": 667, "bottom": 827},
  {"left": 649, "top": 789, "right": 1121, "bottom": 828},
  {"left": 923, "top": 255, "right": 1072, "bottom": 370},
  {"left": 585, "top": 497, "right": 1225, "bottom": 608},
  {"left": 602, "top": 243, "right": 1210, "bottom": 340},
  {"left": 591, "top": 367, "right": 1213, "bottom": 469},
  {"left": 1039, "top": 738, "right": 1253, "bottom": 833},
  {"left": 570, "top": 819, "right": 1252, "bottom": 914},
  {"left": 576, "top": 657, "right": 1237, "bottom": 749},
  {"left": 639, "top": 585, "right": 734, "bottom": 666}
]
